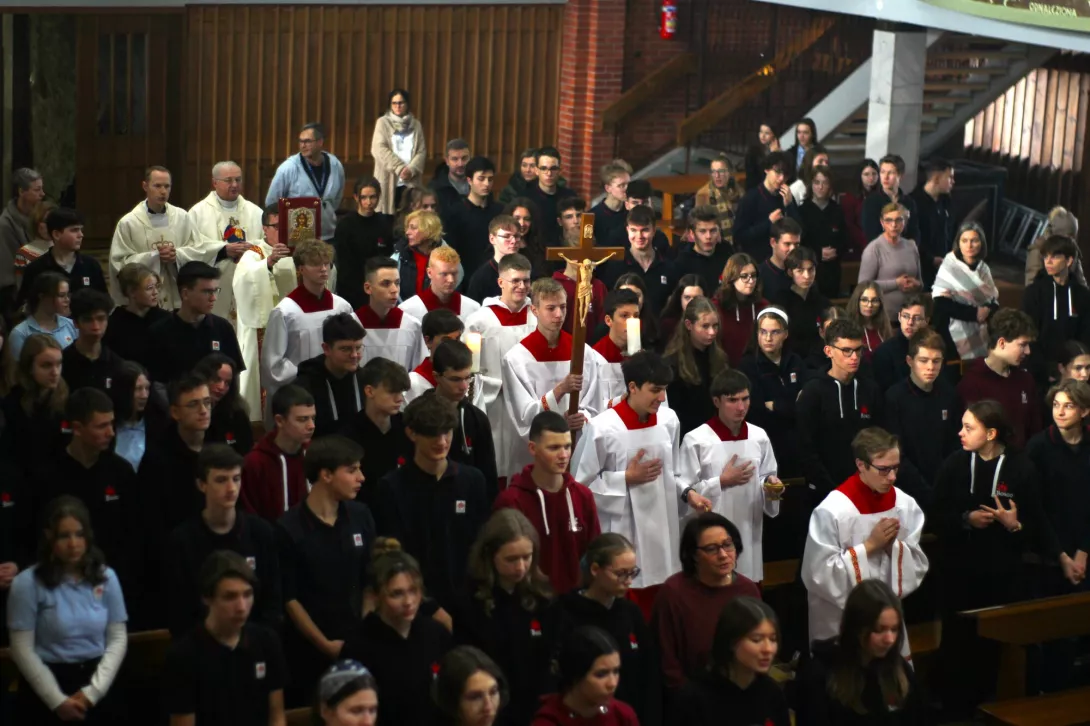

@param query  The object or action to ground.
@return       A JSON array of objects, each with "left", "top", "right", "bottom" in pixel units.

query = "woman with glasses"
[
  {"left": 695, "top": 153, "right": 742, "bottom": 245},
  {"left": 433, "top": 646, "right": 508, "bottom": 726},
  {"left": 846, "top": 282, "right": 892, "bottom": 361},
  {"left": 103, "top": 264, "right": 168, "bottom": 370},
  {"left": 372, "top": 88, "right": 426, "bottom": 214},
  {"left": 652, "top": 513, "right": 760, "bottom": 694},
  {"left": 547, "top": 534, "right": 660, "bottom": 725},
  {"left": 8, "top": 272, "right": 76, "bottom": 359},
  {"left": 931, "top": 222, "right": 999, "bottom": 363},
  {"left": 714, "top": 254, "right": 767, "bottom": 366},
  {"left": 858, "top": 202, "right": 923, "bottom": 321}
]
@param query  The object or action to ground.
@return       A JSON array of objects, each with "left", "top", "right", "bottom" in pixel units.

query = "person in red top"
[
  {"left": 713, "top": 252, "right": 767, "bottom": 366},
  {"left": 553, "top": 197, "right": 607, "bottom": 334},
  {"left": 532, "top": 626, "right": 639, "bottom": 726},
  {"left": 957, "top": 308, "right": 1042, "bottom": 449},
  {"left": 494, "top": 411, "right": 600, "bottom": 594},
  {"left": 241, "top": 385, "right": 315, "bottom": 522}
]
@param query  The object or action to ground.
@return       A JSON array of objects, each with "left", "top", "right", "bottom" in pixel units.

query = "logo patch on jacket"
[
  {"left": 629, "top": 633, "right": 639, "bottom": 650},
  {"left": 212, "top": 340, "right": 221, "bottom": 351},
  {"left": 0, "top": 492, "right": 13, "bottom": 508},
  {"left": 530, "top": 619, "right": 542, "bottom": 637},
  {"left": 942, "top": 409, "right": 948, "bottom": 421},
  {"left": 353, "top": 534, "right": 364, "bottom": 547},
  {"left": 104, "top": 486, "right": 119, "bottom": 503},
  {"left": 996, "top": 482, "right": 1013, "bottom": 498},
  {"left": 255, "top": 662, "right": 266, "bottom": 679},
  {"left": 860, "top": 405, "right": 871, "bottom": 419}
]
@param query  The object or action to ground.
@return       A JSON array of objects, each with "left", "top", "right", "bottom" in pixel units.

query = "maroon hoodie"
[
  {"left": 240, "top": 431, "right": 308, "bottom": 522},
  {"left": 494, "top": 464, "right": 601, "bottom": 595},
  {"left": 531, "top": 694, "right": 639, "bottom": 726},
  {"left": 956, "top": 358, "right": 1042, "bottom": 449}
]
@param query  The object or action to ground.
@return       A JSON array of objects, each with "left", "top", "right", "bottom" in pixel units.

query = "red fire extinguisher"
[{"left": 660, "top": 0, "right": 677, "bottom": 40}]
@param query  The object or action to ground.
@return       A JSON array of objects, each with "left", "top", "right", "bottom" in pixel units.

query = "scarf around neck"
[{"left": 384, "top": 109, "right": 415, "bottom": 134}]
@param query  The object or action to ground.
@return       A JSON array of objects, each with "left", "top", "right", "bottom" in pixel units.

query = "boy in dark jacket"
[
  {"left": 873, "top": 293, "right": 930, "bottom": 391},
  {"left": 292, "top": 312, "right": 366, "bottom": 438},
  {"left": 672, "top": 206, "right": 733, "bottom": 295},
  {"left": 734, "top": 152, "right": 801, "bottom": 262},
  {"left": 1021, "top": 235, "right": 1090, "bottom": 385},
  {"left": 772, "top": 247, "right": 829, "bottom": 363},
  {"left": 240, "top": 385, "right": 315, "bottom": 522}
]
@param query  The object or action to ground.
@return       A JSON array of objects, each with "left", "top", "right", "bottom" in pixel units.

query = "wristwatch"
[{"left": 680, "top": 486, "right": 695, "bottom": 504}]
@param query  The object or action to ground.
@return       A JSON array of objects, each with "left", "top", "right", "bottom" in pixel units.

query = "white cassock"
[
  {"left": 802, "top": 475, "right": 929, "bottom": 657},
  {"left": 501, "top": 329, "right": 600, "bottom": 478},
  {"left": 260, "top": 287, "right": 354, "bottom": 426},
  {"left": 400, "top": 290, "right": 482, "bottom": 363},
  {"left": 234, "top": 250, "right": 299, "bottom": 420},
  {"left": 356, "top": 306, "right": 423, "bottom": 371},
  {"left": 571, "top": 400, "right": 683, "bottom": 590},
  {"left": 678, "top": 419, "right": 779, "bottom": 581},
  {"left": 403, "top": 358, "right": 497, "bottom": 410},
  {"left": 588, "top": 336, "right": 626, "bottom": 411},
  {"left": 109, "top": 201, "right": 213, "bottom": 310},
  {"left": 187, "top": 192, "right": 267, "bottom": 324},
  {"left": 464, "top": 300, "right": 537, "bottom": 479}
]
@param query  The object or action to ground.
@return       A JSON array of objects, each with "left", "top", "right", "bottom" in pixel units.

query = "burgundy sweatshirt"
[
  {"left": 240, "top": 432, "right": 308, "bottom": 522},
  {"left": 957, "top": 358, "right": 1042, "bottom": 449},
  {"left": 716, "top": 296, "right": 767, "bottom": 366},
  {"left": 531, "top": 694, "right": 640, "bottom": 726},
  {"left": 494, "top": 465, "right": 601, "bottom": 595}
]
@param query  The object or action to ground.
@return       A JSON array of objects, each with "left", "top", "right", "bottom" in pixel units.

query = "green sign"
[{"left": 923, "top": 0, "right": 1090, "bottom": 32}]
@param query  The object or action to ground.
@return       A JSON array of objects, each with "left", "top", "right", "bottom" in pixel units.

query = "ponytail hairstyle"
[
  {"left": 467, "top": 509, "right": 551, "bottom": 616},
  {"left": 581, "top": 533, "right": 635, "bottom": 587},
  {"left": 665, "top": 296, "right": 728, "bottom": 386},
  {"left": 828, "top": 580, "right": 909, "bottom": 715},
  {"left": 369, "top": 537, "right": 425, "bottom": 600},
  {"left": 1053, "top": 340, "right": 1090, "bottom": 382},
  {"left": 965, "top": 399, "right": 1015, "bottom": 450}
]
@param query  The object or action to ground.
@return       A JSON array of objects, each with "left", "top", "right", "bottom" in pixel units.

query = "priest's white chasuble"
[{"left": 187, "top": 192, "right": 267, "bottom": 324}]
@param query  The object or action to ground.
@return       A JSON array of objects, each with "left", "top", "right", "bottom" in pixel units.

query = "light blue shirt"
[
  {"left": 114, "top": 418, "right": 147, "bottom": 471},
  {"left": 264, "top": 152, "right": 346, "bottom": 240},
  {"left": 9, "top": 315, "right": 78, "bottom": 359},
  {"left": 7, "top": 566, "right": 128, "bottom": 664},
  {"left": 795, "top": 144, "right": 807, "bottom": 169}
]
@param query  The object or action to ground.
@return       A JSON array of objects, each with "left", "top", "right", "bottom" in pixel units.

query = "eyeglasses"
[
  {"left": 607, "top": 567, "right": 641, "bottom": 581},
  {"left": 710, "top": 169, "right": 730, "bottom": 176},
  {"left": 867, "top": 462, "right": 900, "bottom": 476},
  {"left": 899, "top": 313, "right": 926, "bottom": 324},
  {"left": 736, "top": 273, "right": 758, "bottom": 282},
  {"left": 298, "top": 138, "right": 317, "bottom": 145},
  {"left": 758, "top": 328, "right": 784, "bottom": 339},
  {"left": 882, "top": 217, "right": 905, "bottom": 225},
  {"left": 494, "top": 231, "right": 516, "bottom": 241},
  {"left": 215, "top": 177, "right": 242, "bottom": 184},
  {"left": 503, "top": 277, "right": 531, "bottom": 287},
  {"left": 182, "top": 398, "right": 213, "bottom": 411},
  {"left": 860, "top": 297, "right": 880, "bottom": 305},
  {"left": 829, "top": 344, "right": 865, "bottom": 358},
  {"left": 696, "top": 541, "right": 736, "bottom": 555},
  {"left": 198, "top": 287, "right": 222, "bottom": 297}
]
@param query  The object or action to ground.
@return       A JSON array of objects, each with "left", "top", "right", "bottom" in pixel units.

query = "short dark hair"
[
  {"left": 687, "top": 205, "right": 719, "bottom": 230},
  {"left": 554, "top": 627, "right": 618, "bottom": 694},
  {"left": 536, "top": 146, "right": 561, "bottom": 163},
  {"left": 46, "top": 208, "right": 83, "bottom": 236},
  {"left": 323, "top": 312, "right": 365, "bottom": 346},
  {"left": 626, "top": 179, "right": 652, "bottom": 201},
  {"left": 301, "top": 122, "right": 325, "bottom": 140},
  {"left": 621, "top": 351, "right": 674, "bottom": 388},
  {"left": 771, "top": 217, "right": 802, "bottom": 241},
  {"left": 466, "top": 156, "right": 495, "bottom": 179},
  {"left": 851, "top": 427, "right": 900, "bottom": 464},
  {"left": 353, "top": 176, "right": 381, "bottom": 196},
  {"left": 879, "top": 154, "right": 905, "bottom": 175},
  {"left": 679, "top": 512, "right": 743, "bottom": 576},
  {"left": 359, "top": 357, "right": 411, "bottom": 392},
  {"left": 1040, "top": 234, "right": 1079, "bottom": 260},
  {"left": 761, "top": 151, "right": 788, "bottom": 172},
  {"left": 69, "top": 288, "right": 115, "bottom": 322},
  {"left": 432, "top": 339, "right": 472, "bottom": 375},
  {"left": 198, "top": 550, "right": 258, "bottom": 600},
  {"left": 404, "top": 394, "right": 458, "bottom": 436},
  {"left": 271, "top": 384, "right": 316, "bottom": 419},
  {"left": 529, "top": 410, "right": 569, "bottom": 441},
  {"left": 709, "top": 369, "right": 750, "bottom": 398},
  {"left": 900, "top": 292, "right": 932, "bottom": 316},
  {"left": 177, "top": 261, "right": 221, "bottom": 290},
  {"left": 364, "top": 256, "right": 398, "bottom": 281},
  {"left": 498, "top": 253, "right": 531, "bottom": 274},
  {"left": 445, "top": 138, "right": 470, "bottom": 155},
  {"left": 923, "top": 157, "right": 952, "bottom": 178},
  {"left": 421, "top": 308, "right": 464, "bottom": 340},
  {"left": 557, "top": 197, "right": 586, "bottom": 217},
  {"left": 261, "top": 204, "right": 279, "bottom": 227},
  {"left": 824, "top": 318, "right": 864, "bottom": 345},
  {"left": 603, "top": 289, "right": 640, "bottom": 319},
  {"left": 168, "top": 373, "right": 209, "bottom": 406},
  {"left": 987, "top": 308, "right": 1037, "bottom": 350},
  {"left": 28, "top": 272, "right": 68, "bottom": 314},
  {"left": 65, "top": 387, "right": 113, "bottom": 425},
  {"left": 197, "top": 443, "right": 245, "bottom": 482},
  {"left": 304, "top": 435, "right": 364, "bottom": 483},
  {"left": 784, "top": 245, "right": 817, "bottom": 272},
  {"left": 625, "top": 205, "right": 655, "bottom": 228},
  {"left": 145, "top": 165, "right": 170, "bottom": 181}
]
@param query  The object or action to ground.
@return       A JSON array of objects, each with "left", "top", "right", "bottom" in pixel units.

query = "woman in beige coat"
[{"left": 371, "top": 88, "right": 427, "bottom": 214}]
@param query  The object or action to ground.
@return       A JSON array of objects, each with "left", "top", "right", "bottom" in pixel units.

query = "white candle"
[
  {"left": 626, "top": 318, "right": 641, "bottom": 356},
  {"left": 464, "top": 332, "right": 483, "bottom": 372}
]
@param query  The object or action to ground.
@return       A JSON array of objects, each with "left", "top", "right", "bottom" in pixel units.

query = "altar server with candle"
[
  {"left": 589, "top": 289, "right": 642, "bottom": 409},
  {"left": 404, "top": 308, "right": 496, "bottom": 409}
]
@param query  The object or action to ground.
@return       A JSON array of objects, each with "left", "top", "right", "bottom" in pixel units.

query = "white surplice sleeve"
[
  {"left": 679, "top": 433, "right": 721, "bottom": 501},
  {"left": 472, "top": 372, "right": 502, "bottom": 411},
  {"left": 579, "top": 347, "right": 601, "bottom": 418},
  {"left": 889, "top": 497, "right": 930, "bottom": 599},
  {"left": 502, "top": 353, "right": 561, "bottom": 439},
  {"left": 234, "top": 249, "right": 276, "bottom": 331},
  {"left": 260, "top": 305, "right": 298, "bottom": 388},
  {"left": 571, "top": 418, "right": 628, "bottom": 531},
  {"left": 801, "top": 505, "right": 872, "bottom": 610}
]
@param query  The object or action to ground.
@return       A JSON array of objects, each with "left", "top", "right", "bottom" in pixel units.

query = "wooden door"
[{"left": 75, "top": 13, "right": 184, "bottom": 247}]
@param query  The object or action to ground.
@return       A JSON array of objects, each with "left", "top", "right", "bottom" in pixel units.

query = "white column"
[{"left": 865, "top": 29, "right": 927, "bottom": 191}]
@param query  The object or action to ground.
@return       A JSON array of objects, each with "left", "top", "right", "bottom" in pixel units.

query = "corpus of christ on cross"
[{"left": 545, "top": 212, "right": 625, "bottom": 416}]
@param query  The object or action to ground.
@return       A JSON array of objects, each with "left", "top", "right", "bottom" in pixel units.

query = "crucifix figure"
[{"left": 546, "top": 212, "right": 625, "bottom": 419}]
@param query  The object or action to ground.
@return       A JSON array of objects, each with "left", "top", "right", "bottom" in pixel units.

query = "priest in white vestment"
[
  {"left": 588, "top": 288, "right": 642, "bottom": 410},
  {"left": 109, "top": 166, "right": 213, "bottom": 310},
  {"left": 801, "top": 427, "right": 929, "bottom": 657},
  {"left": 464, "top": 253, "right": 537, "bottom": 481},
  {"left": 260, "top": 239, "right": 354, "bottom": 426},
  {"left": 356, "top": 257, "right": 422, "bottom": 371},
  {"left": 571, "top": 351, "right": 710, "bottom": 607},
  {"left": 678, "top": 368, "right": 782, "bottom": 582},
  {"left": 187, "top": 161, "right": 269, "bottom": 324},
  {"left": 501, "top": 278, "right": 599, "bottom": 478}
]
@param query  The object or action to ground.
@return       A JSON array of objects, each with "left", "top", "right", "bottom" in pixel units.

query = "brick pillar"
[{"left": 557, "top": 0, "right": 627, "bottom": 200}]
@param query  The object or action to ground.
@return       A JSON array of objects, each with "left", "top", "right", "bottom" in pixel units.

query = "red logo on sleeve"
[
  {"left": 0, "top": 492, "right": 12, "bottom": 508},
  {"left": 397, "top": 456, "right": 406, "bottom": 467},
  {"left": 530, "top": 619, "right": 542, "bottom": 637},
  {"left": 104, "top": 486, "right": 119, "bottom": 502},
  {"left": 629, "top": 633, "right": 639, "bottom": 650}
]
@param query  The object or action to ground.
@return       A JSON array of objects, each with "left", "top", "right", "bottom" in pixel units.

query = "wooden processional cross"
[{"left": 545, "top": 212, "right": 626, "bottom": 418}]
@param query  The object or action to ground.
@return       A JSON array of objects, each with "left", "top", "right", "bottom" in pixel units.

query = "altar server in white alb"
[
  {"left": 571, "top": 351, "right": 711, "bottom": 615},
  {"left": 264, "top": 122, "right": 345, "bottom": 241},
  {"left": 502, "top": 277, "right": 600, "bottom": 477},
  {"left": 801, "top": 427, "right": 929, "bottom": 655},
  {"left": 464, "top": 253, "right": 537, "bottom": 481},
  {"left": 588, "top": 288, "right": 642, "bottom": 409},
  {"left": 260, "top": 239, "right": 354, "bottom": 424},
  {"left": 678, "top": 368, "right": 782, "bottom": 582},
  {"left": 356, "top": 256, "right": 423, "bottom": 371},
  {"left": 187, "top": 161, "right": 268, "bottom": 324},
  {"left": 399, "top": 245, "right": 480, "bottom": 329},
  {"left": 233, "top": 204, "right": 301, "bottom": 420}
]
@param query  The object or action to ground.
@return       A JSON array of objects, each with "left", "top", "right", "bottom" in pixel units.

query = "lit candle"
[
  {"left": 626, "top": 318, "right": 641, "bottom": 356},
  {"left": 464, "top": 332, "right": 483, "bottom": 372}
]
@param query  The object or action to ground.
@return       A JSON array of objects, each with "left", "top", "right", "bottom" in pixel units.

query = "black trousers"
[{"left": 15, "top": 657, "right": 125, "bottom": 724}]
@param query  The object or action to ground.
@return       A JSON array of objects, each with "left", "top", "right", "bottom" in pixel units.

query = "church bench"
[
  {"left": 963, "top": 591, "right": 1090, "bottom": 699},
  {"left": 978, "top": 686, "right": 1090, "bottom": 726},
  {"left": 287, "top": 706, "right": 311, "bottom": 725}
]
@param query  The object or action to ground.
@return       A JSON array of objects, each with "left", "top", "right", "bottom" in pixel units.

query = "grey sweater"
[
  {"left": 0, "top": 199, "right": 30, "bottom": 288},
  {"left": 858, "top": 235, "right": 923, "bottom": 319}
]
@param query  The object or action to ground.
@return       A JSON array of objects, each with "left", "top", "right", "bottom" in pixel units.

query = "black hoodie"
[
  {"left": 672, "top": 243, "right": 733, "bottom": 298},
  {"left": 293, "top": 354, "right": 363, "bottom": 438},
  {"left": 670, "top": 670, "right": 790, "bottom": 726},
  {"left": 1025, "top": 425, "right": 1090, "bottom": 557},
  {"left": 872, "top": 332, "right": 910, "bottom": 391},
  {"left": 884, "top": 376, "right": 962, "bottom": 488},
  {"left": 441, "top": 195, "right": 504, "bottom": 281},
  {"left": 737, "top": 350, "right": 809, "bottom": 476},
  {"left": 772, "top": 286, "right": 830, "bottom": 363},
  {"left": 1021, "top": 275, "right": 1090, "bottom": 383}
]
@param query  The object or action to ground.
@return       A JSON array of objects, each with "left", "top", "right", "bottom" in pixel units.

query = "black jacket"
[
  {"left": 599, "top": 251, "right": 676, "bottom": 314},
  {"left": 737, "top": 350, "right": 810, "bottom": 476},
  {"left": 465, "top": 258, "right": 502, "bottom": 304},
  {"left": 147, "top": 312, "right": 244, "bottom": 385},
  {"left": 294, "top": 354, "right": 364, "bottom": 438},
  {"left": 206, "top": 402, "right": 254, "bottom": 455},
  {"left": 670, "top": 670, "right": 791, "bottom": 726},
  {"left": 393, "top": 238, "right": 433, "bottom": 301},
  {"left": 429, "top": 162, "right": 466, "bottom": 214},
  {"left": 798, "top": 198, "right": 847, "bottom": 299},
  {"left": 667, "top": 347, "right": 718, "bottom": 437},
  {"left": 862, "top": 189, "right": 920, "bottom": 244},
  {"left": 339, "top": 410, "right": 412, "bottom": 508},
  {"left": 734, "top": 184, "right": 800, "bottom": 261},
  {"left": 590, "top": 200, "right": 628, "bottom": 249},
  {"left": 61, "top": 344, "right": 126, "bottom": 395},
  {"left": 872, "top": 332, "right": 911, "bottom": 391},
  {"left": 103, "top": 305, "right": 170, "bottom": 371},
  {"left": 0, "top": 386, "right": 65, "bottom": 478},
  {"left": 451, "top": 398, "right": 499, "bottom": 504},
  {"left": 758, "top": 258, "right": 791, "bottom": 303},
  {"left": 1025, "top": 425, "right": 1090, "bottom": 557},
  {"left": 672, "top": 243, "right": 733, "bottom": 299},
  {"left": 333, "top": 212, "right": 395, "bottom": 309},
  {"left": 884, "top": 376, "right": 963, "bottom": 501},
  {"left": 1021, "top": 276, "right": 1090, "bottom": 383},
  {"left": 523, "top": 183, "right": 577, "bottom": 246},
  {"left": 441, "top": 195, "right": 504, "bottom": 282},
  {"left": 17, "top": 250, "right": 108, "bottom": 308},
  {"left": 909, "top": 188, "right": 953, "bottom": 286},
  {"left": 138, "top": 423, "right": 204, "bottom": 535},
  {"left": 772, "top": 287, "right": 830, "bottom": 363}
]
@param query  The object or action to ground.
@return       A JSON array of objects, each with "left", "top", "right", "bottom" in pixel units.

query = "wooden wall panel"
[{"left": 180, "top": 4, "right": 563, "bottom": 206}]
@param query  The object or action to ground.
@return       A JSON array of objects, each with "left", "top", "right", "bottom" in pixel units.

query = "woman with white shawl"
[
  {"left": 931, "top": 222, "right": 1000, "bottom": 362},
  {"left": 371, "top": 88, "right": 427, "bottom": 215}
]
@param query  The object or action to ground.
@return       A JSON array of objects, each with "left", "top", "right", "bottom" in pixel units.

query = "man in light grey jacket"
[{"left": 265, "top": 122, "right": 345, "bottom": 241}]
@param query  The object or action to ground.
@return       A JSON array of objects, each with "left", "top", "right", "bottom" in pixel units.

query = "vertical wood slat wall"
[{"left": 182, "top": 5, "right": 563, "bottom": 205}]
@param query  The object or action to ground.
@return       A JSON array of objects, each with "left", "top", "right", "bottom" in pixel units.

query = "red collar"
[
  {"left": 287, "top": 285, "right": 334, "bottom": 314},
  {"left": 419, "top": 286, "right": 462, "bottom": 314},
  {"left": 413, "top": 358, "right": 437, "bottom": 386},
  {"left": 705, "top": 417, "right": 748, "bottom": 441},
  {"left": 613, "top": 399, "right": 657, "bottom": 429},
  {"left": 836, "top": 473, "right": 896, "bottom": 515},
  {"left": 487, "top": 303, "right": 530, "bottom": 326},
  {"left": 356, "top": 305, "right": 404, "bottom": 329},
  {"left": 520, "top": 329, "right": 573, "bottom": 362},
  {"left": 593, "top": 334, "right": 625, "bottom": 364}
]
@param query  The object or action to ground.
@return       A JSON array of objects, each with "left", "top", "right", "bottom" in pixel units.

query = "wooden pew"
[
  {"left": 978, "top": 686, "right": 1090, "bottom": 726},
  {"left": 962, "top": 591, "right": 1090, "bottom": 699},
  {"left": 286, "top": 707, "right": 311, "bottom": 725}
]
